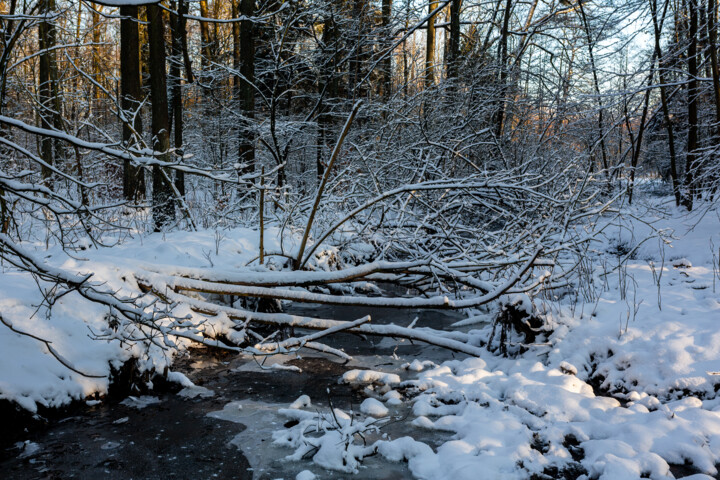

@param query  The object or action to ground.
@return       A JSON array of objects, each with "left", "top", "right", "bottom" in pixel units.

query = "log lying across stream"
[{"left": 134, "top": 252, "right": 546, "bottom": 359}]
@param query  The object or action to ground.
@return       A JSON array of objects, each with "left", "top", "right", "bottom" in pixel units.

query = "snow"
[
  {"left": 360, "top": 398, "right": 389, "bottom": 417},
  {"left": 119, "top": 396, "right": 161, "bottom": 409},
  {"left": 269, "top": 199, "right": 720, "bottom": 479},
  {"left": 383, "top": 390, "right": 404, "bottom": 406},
  {"left": 0, "top": 226, "right": 287, "bottom": 411},
  {"left": 167, "top": 371, "right": 195, "bottom": 388},
  {"left": 402, "top": 359, "right": 438, "bottom": 372},
  {"left": 3, "top": 194, "right": 720, "bottom": 478},
  {"left": 289, "top": 394, "right": 312, "bottom": 409},
  {"left": 295, "top": 471, "right": 316, "bottom": 480},
  {"left": 177, "top": 385, "right": 215, "bottom": 399},
  {"left": 340, "top": 369, "right": 401, "bottom": 386},
  {"left": 16, "top": 441, "right": 41, "bottom": 459}
]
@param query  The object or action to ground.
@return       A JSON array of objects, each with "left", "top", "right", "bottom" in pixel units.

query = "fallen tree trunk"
[
  {"left": 136, "top": 248, "right": 540, "bottom": 310},
  {"left": 151, "top": 286, "right": 487, "bottom": 357}
]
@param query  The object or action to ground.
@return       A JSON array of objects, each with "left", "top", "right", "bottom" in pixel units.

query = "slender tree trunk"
[
  {"left": 147, "top": 4, "right": 174, "bottom": 230},
  {"left": 317, "top": 10, "right": 338, "bottom": 181},
  {"left": 650, "top": 0, "right": 682, "bottom": 206},
  {"left": 38, "top": 0, "right": 60, "bottom": 187},
  {"left": 578, "top": 1, "right": 609, "bottom": 175},
  {"left": 120, "top": 5, "right": 145, "bottom": 201},
  {"left": 232, "top": 0, "right": 241, "bottom": 88},
  {"left": 238, "top": 0, "right": 255, "bottom": 176},
  {"left": 199, "top": 0, "right": 212, "bottom": 72},
  {"left": 425, "top": 0, "right": 437, "bottom": 89},
  {"left": 708, "top": 0, "right": 720, "bottom": 194},
  {"left": 349, "top": 0, "right": 365, "bottom": 98},
  {"left": 402, "top": 0, "right": 410, "bottom": 97},
  {"left": 0, "top": 0, "right": 18, "bottom": 232},
  {"left": 493, "top": 0, "right": 512, "bottom": 138},
  {"left": 447, "top": 0, "right": 461, "bottom": 83},
  {"left": 709, "top": 0, "right": 720, "bottom": 126},
  {"left": 0, "top": 0, "right": 18, "bottom": 129},
  {"left": 685, "top": 0, "right": 699, "bottom": 209},
  {"left": 628, "top": 54, "right": 657, "bottom": 205},
  {"left": 170, "top": 0, "right": 186, "bottom": 197},
  {"left": 91, "top": 4, "right": 102, "bottom": 110},
  {"left": 380, "top": 0, "right": 392, "bottom": 100}
]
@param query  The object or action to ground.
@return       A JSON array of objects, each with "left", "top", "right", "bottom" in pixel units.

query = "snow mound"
[
  {"left": 360, "top": 397, "right": 389, "bottom": 417},
  {"left": 296, "top": 471, "right": 316, "bottom": 480},
  {"left": 341, "top": 369, "right": 401, "bottom": 386}
]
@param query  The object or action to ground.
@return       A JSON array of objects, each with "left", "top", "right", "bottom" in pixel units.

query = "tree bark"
[
  {"left": 684, "top": 0, "right": 699, "bottom": 209},
  {"left": 577, "top": 1, "right": 609, "bottom": 175},
  {"left": 237, "top": 0, "right": 255, "bottom": 176},
  {"left": 650, "top": 0, "right": 682, "bottom": 206},
  {"left": 91, "top": 4, "right": 102, "bottom": 109},
  {"left": 493, "top": 0, "right": 512, "bottom": 138},
  {"left": 38, "top": 0, "right": 60, "bottom": 187},
  {"left": 380, "top": 0, "right": 392, "bottom": 100},
  {"left": 447, "top": 0, "right": 461, "bottom": 83},
  {"left": 147, "top": 4, "right": 174, "bottom": 230},
  {"left": 198, "top": 0, "right": 212, "bottom": 71},
  {"left": 425, "top": 0, "right": 437, "bottom": 89},
  {"left": 317, "top": 9, "right": 339, "bottom": 181},
  {"left": 708, "top": 0, "right": 720, "bottom": 127},
  {"left": 348, "top": 0, "right": 365, "bottom": 98},
  {"left": 169, "top": 0, "right": 187, "bottom": 197},
  {"left": 628, "top": 54, "right": 656, "bottom": 205},
  {"left": 120, "top": 5, "right": 145, "bottom": 201},
  {"left": 0, "top": 0, "right": 19, "bottom": 232}
]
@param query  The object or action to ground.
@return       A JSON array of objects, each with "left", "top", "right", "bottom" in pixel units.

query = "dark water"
[{"left": 0, "top": 305, "right": 467, "bottom": 480}]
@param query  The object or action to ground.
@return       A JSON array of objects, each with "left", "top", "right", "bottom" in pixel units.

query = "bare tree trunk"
[
  {"left": 447, "top": 0, "right": 461, "bottom": 83},
  {"left": 0, "top": 0, "right": 18, "bottom": 132},
  {"left": 147, "top": 4, "right": 174, "bottom": 230},
  {"left": 380, "top": 0, "right": 392, "bottom": 100},
  {"left": 708, "top": 0, "right": 720, "bottom": 194},
  {"left": 493, "top": 0, "right": 512, "bottom": 138},
  {"left": 400, "top": 0, "right": 410, "bottom": 97},
  {"left": 628, "top": 53, "right": 657, "bottom": 205},
  {"left": 317, "top": 8, "right": 340, "bottom": 182},
  {"left": 577, "top": 1, "right": 609, "bottom": 175},
  {"left": 38, "top": 0, "right": 60, "bottom": 187},
  {"left": 169, "top": 0, "right": 187, "bottom": 198},
  {"left": 120, "top": 5, "right": 145, "bottom": 201},
  {"left": 0, "top": 0, "right": 19, "bottom": 232},
  {"left": 709, "top": 0, "right": 720, "bottom": 127},
  {"left": 650, "top": 0, "right": 682, "bottom": 206},
  {"left": 237, "top": 0, "right": 255, "bottom": 177},
  {"left": 91, "top": 4, "right": 102, "bottom": 111},
  {"left": 425, "top": 0, "right": 437, "bottom": 89},
  {"left": 199, "top": 0, "right": 212, "bottom": 72},
  {"left": 349, "top": 0, "right": 365, "bottom": 99},
  {"left": 232, "top": 0, "right": 241, "bottom": 89},
  {"left": 685, "top": 0, "right": 699, "bottom": 209}
]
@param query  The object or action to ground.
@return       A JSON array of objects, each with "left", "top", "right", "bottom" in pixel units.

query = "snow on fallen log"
[
  {"left": 136, "top": 248, "right": 542, "bottom": 312},
  {"left": 139, "top": 259, "right": 429, "bottom": 287},
  {"left": 155, "top": 287, "right": 487, "bottom": 357}
]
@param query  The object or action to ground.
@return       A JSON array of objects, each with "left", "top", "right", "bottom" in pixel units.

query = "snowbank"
[{"left": 271, "top": 199, "right": 720, "bottom": 479}]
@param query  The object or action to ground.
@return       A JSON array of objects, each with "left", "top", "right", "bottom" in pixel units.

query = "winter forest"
[{"left": 2, "top": 0, "right": 720, "bottom": 478}]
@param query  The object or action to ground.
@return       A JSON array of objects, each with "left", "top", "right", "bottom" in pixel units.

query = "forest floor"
[{"left": 2, "top": 193, "right": 720, "bottom": 479}]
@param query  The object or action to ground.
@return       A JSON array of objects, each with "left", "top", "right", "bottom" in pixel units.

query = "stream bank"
[{"left": 1, "top": 304, "right": 468, "bottom": 480}]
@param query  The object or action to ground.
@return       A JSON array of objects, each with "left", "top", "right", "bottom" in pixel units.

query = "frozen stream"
[{"left": 1, "top": 303, "right": 470, "bottom": 480}]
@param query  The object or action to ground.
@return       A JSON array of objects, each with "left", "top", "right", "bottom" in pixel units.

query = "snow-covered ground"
[
  {"left": 270, "top": 199, "right": 720, "bottom": 479},
  {"left": 3, "top": 196, "right": 720, "bottom": 479},
  {"left": 0, "top": 226, "right": 292, "bottom": 411}
]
